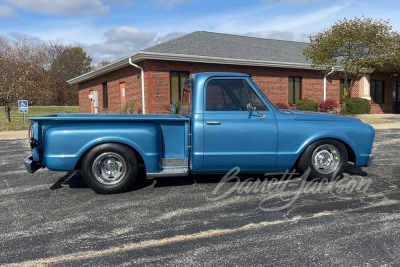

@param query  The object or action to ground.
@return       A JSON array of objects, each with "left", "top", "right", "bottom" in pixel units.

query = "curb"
[{"left": 0, "top": 130, "right": 29, "bottom": 140}]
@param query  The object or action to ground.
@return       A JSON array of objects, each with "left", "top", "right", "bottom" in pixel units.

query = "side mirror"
[{"left": 247, "top": 102, "right": 266, "bottom": 119}]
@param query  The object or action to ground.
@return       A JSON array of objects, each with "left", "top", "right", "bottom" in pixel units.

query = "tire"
[
  {"left": 82, "top": 143, "right": 138, "bottom": 194},
  {"left": 298, "top": 139, "right": 348, "bottom": 180}
]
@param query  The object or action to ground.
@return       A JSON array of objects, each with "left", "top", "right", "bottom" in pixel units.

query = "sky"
[{"left": 0, "top": 0, "right": 399, "bottom": 64}]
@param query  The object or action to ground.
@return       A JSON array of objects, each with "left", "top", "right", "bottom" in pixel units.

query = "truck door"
[{"left": 203, "top": 78, "right": 278, "bottom": 172}]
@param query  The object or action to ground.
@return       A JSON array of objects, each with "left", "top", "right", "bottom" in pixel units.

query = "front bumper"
[
  {"left": 24, "top": 157, "right": 42, "bottom": 174},
  {"left": 366, "top": 153, "right": 374, "bottom": 167}
]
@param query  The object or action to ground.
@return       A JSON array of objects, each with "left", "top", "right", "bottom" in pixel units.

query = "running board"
[{"left": 147, "top": 158, "right": 189, "bottom": 178}]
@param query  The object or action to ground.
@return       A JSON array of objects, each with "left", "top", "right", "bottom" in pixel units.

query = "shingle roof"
[
  {"left": 143, "top": 31, "right": 310, "bottom": 65},
  {"left": 68, "top": 31, "right": 312, "bottom": 85}
]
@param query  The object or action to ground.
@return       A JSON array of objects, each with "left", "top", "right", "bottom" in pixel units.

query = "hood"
[{"left": 287, "top": 110, "right": 361, "bottom": 122}]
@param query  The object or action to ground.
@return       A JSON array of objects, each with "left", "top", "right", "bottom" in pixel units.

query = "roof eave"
[
  {"left": 67, "top": 55, "right": 134, "bottom": 85},
  {"left": 137, "top": 51, "right": 313, "bottom": 69},
  {"left": 68, "top": 51, "right": 314, "bottom": 85}
]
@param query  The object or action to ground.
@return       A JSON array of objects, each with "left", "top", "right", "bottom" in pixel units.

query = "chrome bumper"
[
  {"left": 24, "top": 157, "right": 42, "bottom": 174},
  {"left": 366, "top": 153, "right": 374, "bottom": 167}
]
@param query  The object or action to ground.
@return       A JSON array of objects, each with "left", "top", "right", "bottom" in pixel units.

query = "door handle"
[{"left": 206, "top": 121, "right": 221, "bottom": 125}]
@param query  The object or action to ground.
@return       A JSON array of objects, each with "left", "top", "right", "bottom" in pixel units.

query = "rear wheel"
[
  {"left": 82, "top": 143, "right": 137, "bottom": 194},
  {"left": 298, "top": 139, "right": 347, "bottom": 180}
]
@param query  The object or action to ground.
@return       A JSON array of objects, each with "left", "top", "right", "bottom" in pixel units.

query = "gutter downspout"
[
  {"left": 323, "top": 67, "right": 335, "bottom": 101},
  {"left": 128, "top": 57, "right": 146, "bottom": 114}
]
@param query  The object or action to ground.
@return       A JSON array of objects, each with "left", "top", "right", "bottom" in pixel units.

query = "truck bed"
[{"left": 29, "top": 113, "right": 190, "bottom": 175}]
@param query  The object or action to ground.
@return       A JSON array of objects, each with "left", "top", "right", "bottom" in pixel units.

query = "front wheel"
[
  {"left": 298, "top": 139, "right": 348, "bottom": 180},
  {"left": 82, "top": 143, "right": 138, "bottom": 194}
]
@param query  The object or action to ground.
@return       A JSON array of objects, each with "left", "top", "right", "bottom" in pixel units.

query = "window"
[
  {"left": 170, "top": 71, "right": 189, "bottom": 104},
  {"left": 339, "top": 79, "right": 353, "bottom": 103},
  {"left": 371, "top": 80, "right": 384, "bottom": 104},
  {"left": 245, "top": 80, "right": 268, "bottom": 111},
  {"left": 206, "top": 79, "right": 268, "bottom": 111},
  {"left": 180, "top": 77, "right": 192, "bottom": 115},
  {"left": 102, "top": 82, "right": 108, "bottom": 108},
  {"left": 288, "top": 77, "right": 301, "bottom": 104}
]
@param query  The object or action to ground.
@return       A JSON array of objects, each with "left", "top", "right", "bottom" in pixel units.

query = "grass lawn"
[{"left": 0, "top": 106, "right": 79, "bottom": 131}]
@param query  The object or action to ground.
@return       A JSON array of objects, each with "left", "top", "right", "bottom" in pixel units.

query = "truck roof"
[{"left": 191, "top": 72, "right": 250, "bottom": 79}]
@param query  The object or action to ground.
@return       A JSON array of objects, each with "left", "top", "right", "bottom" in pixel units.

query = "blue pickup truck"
[{"left": 25, "top": 72, "right": 375, "bottom": 194}]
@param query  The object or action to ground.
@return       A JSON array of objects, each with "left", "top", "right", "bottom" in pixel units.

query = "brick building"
[{"left": 68, "top": 31, "right": 400, "bottom": 114}]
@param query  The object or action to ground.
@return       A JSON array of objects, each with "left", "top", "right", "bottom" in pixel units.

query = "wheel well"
[
  {"left": 74, "top": 142, "right": 145, "bottom": 170},
  {"left": 295, "top": 138, "right": 356, "bottom": 168}
]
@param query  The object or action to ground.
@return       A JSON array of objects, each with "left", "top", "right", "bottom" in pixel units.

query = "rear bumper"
[
  {"left": 24, "top": 157, "right": 42, "bottom": 174},
  {"left": 366, "top": 153, "right": 374, "bottom": 167}
]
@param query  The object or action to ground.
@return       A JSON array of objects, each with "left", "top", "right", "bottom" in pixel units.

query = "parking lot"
[{"left": 0, "top": 129, "right": 399, "bottom": 266}]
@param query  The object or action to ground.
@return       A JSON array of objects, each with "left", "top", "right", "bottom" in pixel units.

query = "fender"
[
  {"left": 275, "top": 120, "right": 375, "bottom": 172},
  {"left": 42, "top": 122, "right": 162, "bottom": 173}
]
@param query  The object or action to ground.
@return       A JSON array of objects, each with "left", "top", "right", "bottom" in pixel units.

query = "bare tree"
[
  {"left": 47, "top": 45, "right": 92, "bottom": 105},
  {"left": 0, "top": 36, "right": 48, "bottom": 122}
]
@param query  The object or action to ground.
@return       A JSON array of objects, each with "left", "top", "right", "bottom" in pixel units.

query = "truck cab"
[{"left": 185, "top": 73, "right": 278, "bottom": 173}]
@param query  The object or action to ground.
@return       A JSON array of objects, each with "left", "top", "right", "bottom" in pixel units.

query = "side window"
[
  {"left": 206, "top": 79, "right": 250, "bottom": 111},
  {"left": 245, "top": 80, "right": 268, "bottom": 111}
]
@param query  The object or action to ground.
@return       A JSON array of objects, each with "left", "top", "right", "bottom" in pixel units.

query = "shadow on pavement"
[{"left": 50, "top": 171, "right": 87, "bottom": 190}]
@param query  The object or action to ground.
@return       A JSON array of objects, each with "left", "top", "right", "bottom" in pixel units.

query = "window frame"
[
  {"left": 180, "top": 76, "right": 193, "bottom": 116},
  {"left": 288, "top": 76, "right": 302, "bottom": 104},
  {"left": 370, "top": 80, "right": 384, "bottom": 104},
  {"left": 170, "top": 71, "right": 190, "bottom": 104},
  {"left": 204, "top": 77, "right": 268, "bottom": 112},
  {"left": 102, "top": 82, "right": 108, "bottom": 109}
]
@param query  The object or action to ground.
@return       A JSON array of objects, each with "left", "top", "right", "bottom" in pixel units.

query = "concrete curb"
[
  {"left": 371, "top": 123, "right": 400, "bottom": 130},
  {"left": 0, "top": 130, "right": 29, "bottom": 140}
]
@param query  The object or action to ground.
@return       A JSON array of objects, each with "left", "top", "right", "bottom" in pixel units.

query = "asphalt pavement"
[{"left": 0, "top": 130, "right": 399, "bottom": 266}]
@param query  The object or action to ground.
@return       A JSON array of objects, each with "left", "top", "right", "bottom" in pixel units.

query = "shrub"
[
  {"left": 295, "top": 99, "right": 319, "bottom": 111},
  {"left": 275, "top": 103, "right": 297, "bottom": 110},
  {"left": 276, "top": 102, "right": 288, "bottom": 109},
  {"left": 173, "top": 101, "right": 181, "bottom": 114},
  {"left": 346, "top": 97, "right": 371, "bottom": 114},
  {"left": 319, "top": 99, "right": 338, "bottom": 112},
  {"left": 119, "top": 97, "right": 135, "bottom": 114}
]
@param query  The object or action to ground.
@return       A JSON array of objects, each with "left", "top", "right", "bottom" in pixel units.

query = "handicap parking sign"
[{"left": 18, "top": 100, "right": 28, "bottom": 113}]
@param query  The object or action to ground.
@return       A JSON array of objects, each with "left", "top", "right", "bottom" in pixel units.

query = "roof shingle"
[{"left": 143, "top": 31, "right": 311, "bottom": 64}]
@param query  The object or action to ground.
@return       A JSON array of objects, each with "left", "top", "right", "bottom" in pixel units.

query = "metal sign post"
[{"left": 18, "top": 100, "right": 28, "bottom": 129}]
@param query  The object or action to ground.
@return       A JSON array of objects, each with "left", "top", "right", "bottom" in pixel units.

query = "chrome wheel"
[
  {"left": 92, "top": 152, "right": 127, "bottom": 185},
  {"left": 312, "top": 144, "right": 340, "bottom": 174}
]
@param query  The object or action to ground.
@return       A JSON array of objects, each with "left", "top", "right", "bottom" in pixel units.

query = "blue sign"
[
  {"left": 171, "top": 103, "right": 177, "bottom": 114},
  {"left": 18, "top": 100, "right": 28, "bottom": 113}
]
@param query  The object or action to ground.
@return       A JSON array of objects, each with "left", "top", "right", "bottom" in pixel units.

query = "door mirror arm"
[{"left": 247, "top": 103, "right": 266, "bottom": 119}]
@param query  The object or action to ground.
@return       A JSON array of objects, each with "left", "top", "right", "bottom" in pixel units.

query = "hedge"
[
  {"left": 295, "top": 99, "right": 319, "bottom": 111},
  {"left": 346, "top": 97, "right": 371, "bottom": 114}
]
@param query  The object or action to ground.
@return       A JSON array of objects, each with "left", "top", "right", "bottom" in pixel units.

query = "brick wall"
[
  {"left": 78, "top": 66, "right": 142, "bottom": 114},
  {"left": 78, "top": 59, "right": 394, "bottom": 114}
]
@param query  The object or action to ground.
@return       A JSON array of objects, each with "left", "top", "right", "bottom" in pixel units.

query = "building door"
[{"left": 393, "top": 82, "right": 400, "bottom": 114}]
